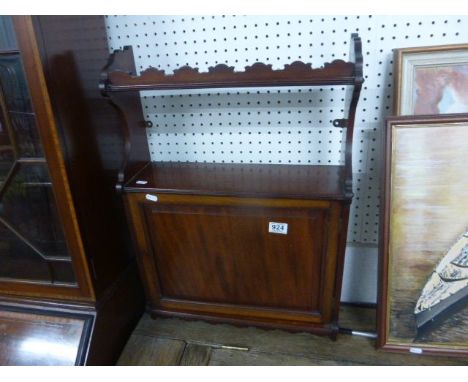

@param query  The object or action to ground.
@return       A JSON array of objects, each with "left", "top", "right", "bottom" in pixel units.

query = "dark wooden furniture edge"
[
  {"left": 149, "top": 307, "right": 338, "bottom": 338},
  {"left": 378, "top": 342, "right": 468, "bottom": 358},
  {"left": 124, "top": 162, "right": 351, "bottom": 201},
  {"left": 8, "top": 16, "right": 95, "bottom": 301},
  {"left": 377, "top": 113, "right": 468, "bottom": 356},
  {"left": 101, "top": 34, "right": 362, "bottom": 91},
  {"left": 99, "top": 44, "right": 151, "bottom": 193},
  {"left": 0, "top": 259, "right": 144, "bottom": 365},
  {"left": 0, "top": 297, "right": 95, "bottom": 365},
  {"left": 101, "top": 33, "right": 362, "bottom": 197},
  {"left": 85, "top": 260, "right": 145, "bottom": 365},
  {"left": 124, "top": 191, "right": 343, "bottom": 339},
  {"left": 0, "top": 262, "right": 144, "bottom": 365},
  {"left": 344, "top": 34, "right": 363, "bottom": 199}
]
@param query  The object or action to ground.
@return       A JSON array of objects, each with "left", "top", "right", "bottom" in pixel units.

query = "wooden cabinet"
[
  {"left": 124, "top": 163, "right": 348, "bottom": 336},
  {"left": 0, "top": 16, "right": 144, "bottom": 364},
  {"left": 127, "top": 193, "right": 345, "bottom": 333},
  {"left": 0, "top": 16, "right": 95, "bottom": 301},
  {"left": 102, "top": 34, "right": 363, "bottom": 338}
]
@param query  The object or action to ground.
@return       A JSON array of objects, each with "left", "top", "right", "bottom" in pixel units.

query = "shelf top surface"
[{"left": 124, "top": 162, "right": 348, "bottom": 200}]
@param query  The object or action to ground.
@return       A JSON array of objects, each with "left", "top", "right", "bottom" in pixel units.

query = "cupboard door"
[
  {"left": 145, "top": 203, "right": 327, "bottom": 312},
  {"left": 128, "top": 193, "right": 342, "bottom": 327}
]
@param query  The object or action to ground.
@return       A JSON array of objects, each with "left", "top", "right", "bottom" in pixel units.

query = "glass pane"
[
  {"left": 0, "top": 111, "right": 15, "bottom": 184},
  {"left": 1, "top": 162, "right": 70, "bottom": 260},
  {"left": 0, "top": 224, "right": 75, "bottom": 284},
  {"left": 9, "top": 112, "right": 44, "bottom": 157},
  {"left": 0, "top": 31, "right": 77, "bottom": 287},
  {"left": 0, "top": 16, "right": 17, "bottom": 51},
  {"left": 0, "top": 54, "right": 33, "bottom": 113}
]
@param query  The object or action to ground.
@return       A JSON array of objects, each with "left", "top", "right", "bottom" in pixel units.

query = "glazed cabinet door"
[{"left": 0, "top": 16, "right": 93, "bottom": 300}]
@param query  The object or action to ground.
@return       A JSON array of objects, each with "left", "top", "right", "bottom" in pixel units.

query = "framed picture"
[
  {"left": 394, "top": 44, "right": 468, "bottom": 115},
  {"left": 378, "top": 114, "right": 468, "bottom": 357}
]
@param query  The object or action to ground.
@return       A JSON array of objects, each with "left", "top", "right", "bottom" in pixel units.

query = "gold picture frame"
[
  {"left": 378, "top": 114, "right": 468, "bottom": 357},
  {"left": 394, "top": 44, "right": 468, "bottom": 115}
]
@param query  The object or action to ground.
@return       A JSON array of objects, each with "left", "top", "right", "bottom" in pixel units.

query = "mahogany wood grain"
[
  {"left": 145, "top": 203, "right": 326, "bottom": 311},
  {"left": 0, "top": 306, "right": 92, "bottom": 365},
  {"left": 84, "top": 261, "right": 145, "bottom": 365},
  {"left": 125, "top": 192, "right": 345, "bottom": 336},
  {"left": 106, "top": 57, "right": 356, "bottom": 91},
  {"left": 125, "top": 161, "right": 349, "bottom": 200},
  {"left": 107, "top": 92, "right": 151, "bottom": 192},
  {"left": 102, "top": 34, "right": 362, "bottom": 92},
  {"left": 0, "top": 260, "right": 144, "bottom": 365}
]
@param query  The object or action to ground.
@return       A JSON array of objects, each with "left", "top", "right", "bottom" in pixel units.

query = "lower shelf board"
[
  {"left": 149, "top": 307, "right": 338, "bottom": 338},
  {"left": 125, "top": 161, "right": 349, "bottom": 201}
]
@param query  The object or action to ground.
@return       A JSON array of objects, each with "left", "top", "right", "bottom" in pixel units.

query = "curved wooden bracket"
[
  {"left": 100, "top": 46, "right": 150, "bottom": 193},
  {"left": 101, "top": 35, "right": 363, "bottom": 200},
  {"left": 343, "top": 33, "right": 364, "bottom": 200}
]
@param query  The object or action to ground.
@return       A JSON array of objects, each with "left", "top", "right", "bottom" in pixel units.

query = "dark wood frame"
[
  {"left": 101, "top": 33, "right": 363, "bottom": 338},
  {"left": 393, "top": 43, "right": 468, "bottom": 115},
  {"left": 378, "top": 113, "right": 468, "bottom": 357},
  {"left": 0, "top": 16, "right": 95, "bottom": 301},
  {"left": 0, "top": 297, "right": 95, "bottom": 365}
]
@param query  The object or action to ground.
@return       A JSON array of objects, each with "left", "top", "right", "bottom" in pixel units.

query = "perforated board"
[{"left": 104, "top": 15, "right": 468, "bottom": 244}]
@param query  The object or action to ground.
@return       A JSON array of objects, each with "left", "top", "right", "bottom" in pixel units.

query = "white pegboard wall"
[{"left": 104, "top": 15, "right": 468, "bottom": 244}]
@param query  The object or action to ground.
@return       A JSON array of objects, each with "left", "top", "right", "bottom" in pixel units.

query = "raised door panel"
[{"left": 135, "top": 195, "right": 339, "bottom": 325}]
